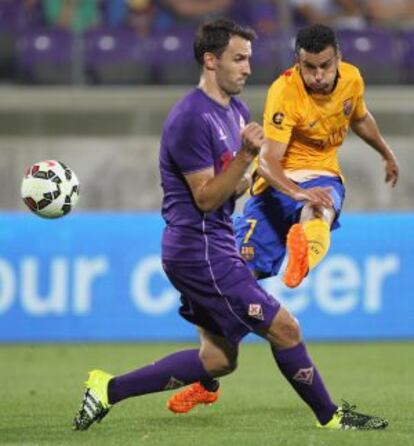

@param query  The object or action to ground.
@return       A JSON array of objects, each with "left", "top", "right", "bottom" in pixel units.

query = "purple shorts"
[{"left": 162, "top": 256, "right": 281, "bottom": 345}]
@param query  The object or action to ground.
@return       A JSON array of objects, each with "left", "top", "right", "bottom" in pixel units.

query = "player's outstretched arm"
[
  {"left": 351, "top": 111, "right": 400, "bottom": 187},
  {"left": 258, "top": 139, "right": 333, "bottom": 207},
  {"left": 184, "top": 122, "right": 264, "bottom": 213}
]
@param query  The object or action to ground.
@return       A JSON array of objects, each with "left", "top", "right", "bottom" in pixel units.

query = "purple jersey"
[{"left": 159, "top": 88, "right": 250, "bottom": 263}]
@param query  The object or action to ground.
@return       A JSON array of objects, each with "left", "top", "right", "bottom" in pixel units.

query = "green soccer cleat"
[
  {"left": 73, "top": 369, "right": 113, "bottom": 431},
  {"left": 317, "top": 400, "right": 389, "bottom": 430}
]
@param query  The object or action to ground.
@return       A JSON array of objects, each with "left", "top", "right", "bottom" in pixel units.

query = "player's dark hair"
[
  {"left": 194, "top": 18, "right": 256, "bottom": 66},
  {"left": 295, "top": 24, "right": 339, "bottom": 55}
]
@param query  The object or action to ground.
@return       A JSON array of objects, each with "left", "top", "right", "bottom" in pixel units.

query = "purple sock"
[
  {"left": 108, "top": 349, "right": 212, "bottom": 404},
  {"left": 272, "top": 342, "right": 337, "bottom": 425}
]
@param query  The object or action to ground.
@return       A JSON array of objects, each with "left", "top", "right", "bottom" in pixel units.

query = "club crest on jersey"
[
  {"left": 248, "top": 303, "right": 264, "bottom": 320},
  {"left": 343, "top": 98, "right": 353, "bottom": 117},
  {"left": 272, "top": 112, "right": 284, "bottom": 126},
  {"left": 241, "top": 245, "right": 255, "bottom": 261},
  {"left": 293, "top": 367, "right": 314, "bottom": 385}
]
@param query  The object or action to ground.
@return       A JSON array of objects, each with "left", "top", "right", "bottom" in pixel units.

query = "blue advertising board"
[{"left": 0, "top": 212, "right": 413, "bottom": 342}]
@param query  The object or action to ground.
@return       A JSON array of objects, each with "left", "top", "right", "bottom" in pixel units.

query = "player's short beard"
[
  {"left": 226, "top": 86, "right": 242, "bottom": 96},
  {"left": 221, "top": 80, "right": 243, "bottom": 96}
]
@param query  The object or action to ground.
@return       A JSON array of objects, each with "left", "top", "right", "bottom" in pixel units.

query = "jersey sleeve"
[
  {"left": 352, "top": 71, "right": 368, "bottom": 120},
  {"left": 168, "top": 112, "right": 213, "bottom": 175},
  {"left": 263, "top": 80, "right": 300, "bottom": 144}
]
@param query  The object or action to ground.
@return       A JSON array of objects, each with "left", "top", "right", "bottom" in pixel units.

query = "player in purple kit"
[{"left": 73, "top": 18, "right": 387, "bottom": 431}]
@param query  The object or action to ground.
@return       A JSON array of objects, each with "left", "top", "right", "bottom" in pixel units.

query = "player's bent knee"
[
  {"left": 283, "top": 316, "right": 301, "bottom": 345},
  {"left": 199, "top": 349, "right": 238, "bottom": 377},
  {"left": 301, "top": 202, "right": 335, "bottom": 222},
  {"left": 266, "top": 307, "right": 302, "bottom": 349},
  {"left": 217, "top": 358, "right": 238, "bottom": 376},
  {"left": 202, "top": 356, "right": 238, "bottom": 377}
]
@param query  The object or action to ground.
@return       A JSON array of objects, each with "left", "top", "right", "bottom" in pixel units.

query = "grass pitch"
[{"left": 1, "top": 342, "right": 413, "bottom": 446}]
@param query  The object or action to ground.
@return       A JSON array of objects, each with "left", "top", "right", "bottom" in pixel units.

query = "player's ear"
[{"left": 203, "top": 52, "right": 216, "bottom": 71}]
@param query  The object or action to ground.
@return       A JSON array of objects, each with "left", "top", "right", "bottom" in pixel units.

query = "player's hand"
[
  {"left": 293, "top": 187, "right": 333, "bottom": 208},
  {"left": 384, "top": 155, "right": 399, "bottom": 187},
  {"left": 239, "top": 122, "right": 265, "bottom": 161}
]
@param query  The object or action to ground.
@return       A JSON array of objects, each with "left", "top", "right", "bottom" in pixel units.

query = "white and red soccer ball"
[{"left": 21, "top": 160, "right": 80, "bottom": 218}]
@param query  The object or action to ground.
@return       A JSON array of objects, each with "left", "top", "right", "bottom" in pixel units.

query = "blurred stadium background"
[{"left": 0, "top": 1, "right": 413, "bottom": 444}]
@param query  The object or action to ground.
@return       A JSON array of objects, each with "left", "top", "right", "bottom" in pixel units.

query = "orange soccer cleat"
[
  {"left": 283, "top": 223, "right": 309, "bottom": 288},
  {"left": 167, "top": 382, "right": 220, "bottom": 414}
]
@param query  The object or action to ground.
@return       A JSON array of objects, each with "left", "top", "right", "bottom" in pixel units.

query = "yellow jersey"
[{"left": 252, "top": 61, "right": 368, "bottom": 195}]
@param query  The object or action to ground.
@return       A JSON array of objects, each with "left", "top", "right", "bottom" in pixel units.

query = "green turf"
[{"left": 2, "top": 342, "right": 413, "bottom": 446}]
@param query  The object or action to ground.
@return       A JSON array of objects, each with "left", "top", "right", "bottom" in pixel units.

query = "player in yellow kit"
[{"left": 235, "top": 24, "right": 400, "bottom": 288}]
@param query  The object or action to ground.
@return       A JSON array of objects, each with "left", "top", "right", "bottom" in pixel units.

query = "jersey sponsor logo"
[
  {"left": 328, "top": 125, "right": 348, "bottom": 146},
  {"left": 293, "top": 129, "right": 327, "bottom": 149},
  {"left": 309, "top": 119, "right": 319, "bottom": 128},
  {"left": 293, "top": 367, "right": 314, "bottom": 385},
  {"left": 164, "top": 377, "right": 185, "bottom": 390},
  {"left": 272, "top": 112, "right": 285, "bottom": 126},
  {"left": 283, "top": 70, "right": 292, "bottom": 77},
  {"left": 248, "top": 303, "right": 264, "bottom": 320},
  {"left": 343, "top": 98, "right": 353, "bottom": 117}
]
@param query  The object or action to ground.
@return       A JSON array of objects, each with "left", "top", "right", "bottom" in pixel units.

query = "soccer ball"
[{"left": 21, "top": 160, "right": 80, "bottom": 218}]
